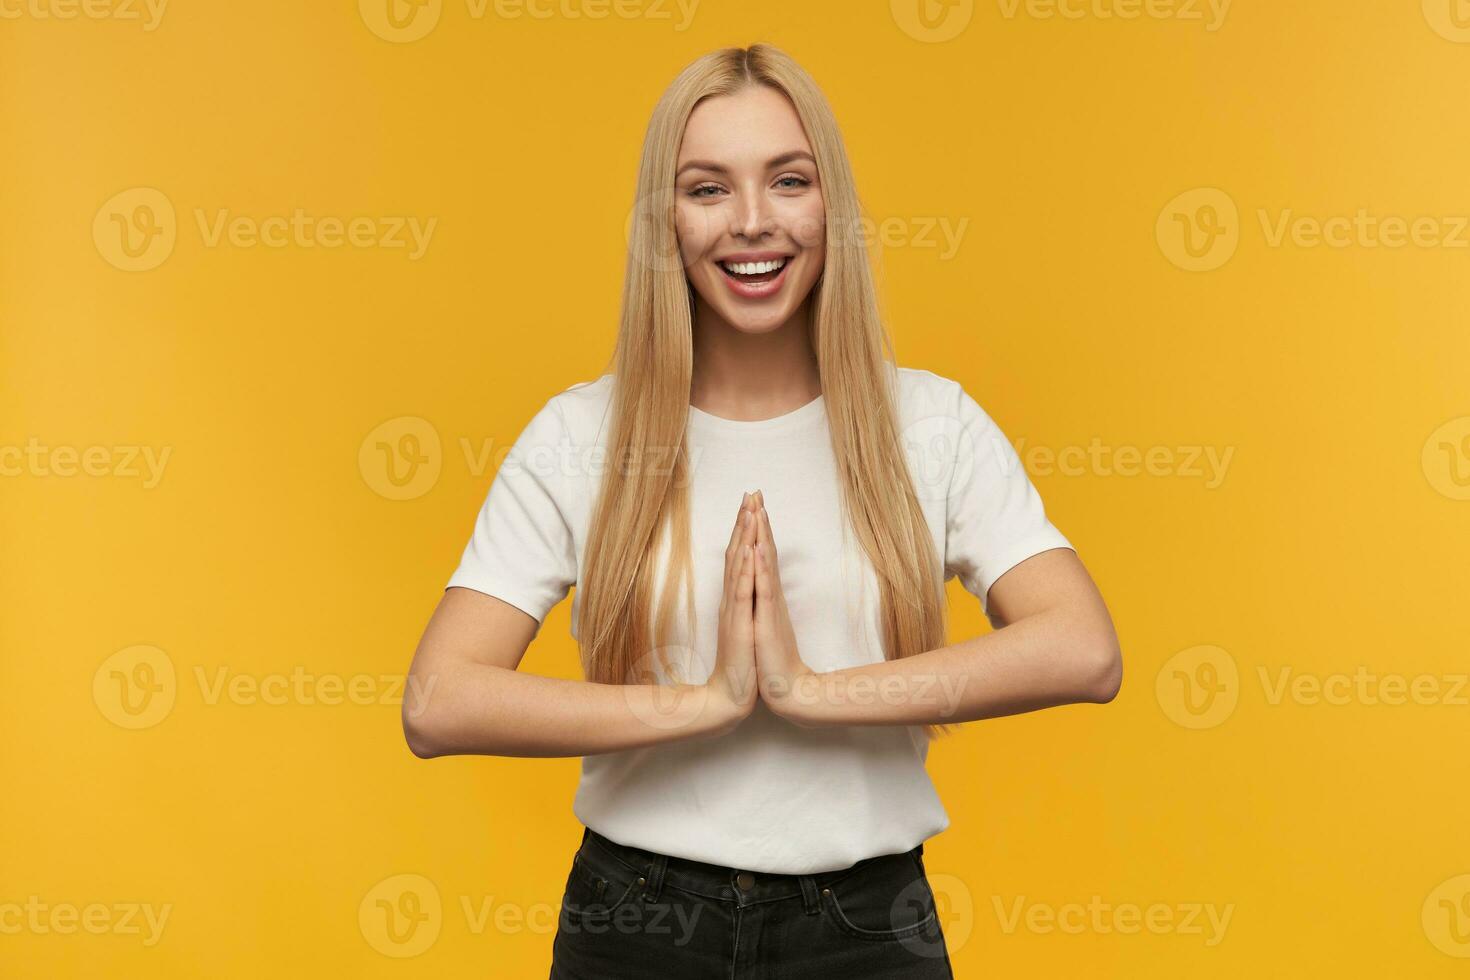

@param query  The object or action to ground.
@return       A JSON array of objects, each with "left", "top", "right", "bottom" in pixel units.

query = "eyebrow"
[{"left": 675, "top": 150, "right": 817, "bottom": 178}]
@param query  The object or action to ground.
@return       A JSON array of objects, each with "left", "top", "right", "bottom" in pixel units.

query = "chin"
[
  {"left": 719, "top": 306, "right": 795, "bottom": 333},
  {"left": 691, "top": 276, "right": 818, "bottom": 334}
]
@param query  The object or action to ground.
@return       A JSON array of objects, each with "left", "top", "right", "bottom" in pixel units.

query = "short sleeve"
[
  {"left": 943, "top": 384, "right": 1073, "bottom": 614},
  {"left": 445, "top": 398, "right": 579, "bottom": 624}
]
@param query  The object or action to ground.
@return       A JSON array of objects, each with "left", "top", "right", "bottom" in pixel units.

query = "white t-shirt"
[{"left": 446, "top": 365, "right": 1073, "bottom": 874}]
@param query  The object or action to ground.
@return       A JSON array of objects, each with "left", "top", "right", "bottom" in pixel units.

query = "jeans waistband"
[{"left": 579, "top": 826, "right": 926, "bottom": 910}]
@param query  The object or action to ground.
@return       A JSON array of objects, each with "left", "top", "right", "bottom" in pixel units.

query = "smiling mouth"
[{"left": 717, "top": 256, "right": 791, "bottom": 285}]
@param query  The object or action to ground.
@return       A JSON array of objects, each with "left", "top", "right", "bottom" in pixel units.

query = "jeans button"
[{"left": 735, "top": 871, "right": 755, "bottom": 890}]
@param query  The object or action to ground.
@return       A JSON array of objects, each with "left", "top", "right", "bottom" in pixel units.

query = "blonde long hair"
[{"left": 577, "top": 44, "right": 956, "bottom": 742}]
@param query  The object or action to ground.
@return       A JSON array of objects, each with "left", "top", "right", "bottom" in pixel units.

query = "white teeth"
[{"left": 720, "top": 257, "right": 787, "bottom": 275}]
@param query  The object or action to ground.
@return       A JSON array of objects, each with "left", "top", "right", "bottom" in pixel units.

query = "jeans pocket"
[
  {"left": 559, "top": 841, "right": 648, "bottom": 922},
  {"left": 820, "top": 850, "right": 940, "bottom": 942}
]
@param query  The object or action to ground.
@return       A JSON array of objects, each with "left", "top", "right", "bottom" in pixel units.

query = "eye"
[
  {"left": 688, "top": 183, "right": 723, "bottom": 199},
  {"left": 775, "top": 175, "right": 811, "bottom": 190}
]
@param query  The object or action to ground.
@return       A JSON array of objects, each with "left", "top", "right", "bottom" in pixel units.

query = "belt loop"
[
  {"left": 798, "top": 874, "right": 822, "bottom": 915},
  {"left": 642, "top": 851, "right": 669, "bottom": 903}
]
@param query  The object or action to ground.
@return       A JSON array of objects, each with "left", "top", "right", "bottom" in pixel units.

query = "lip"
[
  {"left": 714, "top": 253, "right": 794, "bottom": 299},
  {"left": 716, "top": 250, "right": 794, "bottom": 263}
]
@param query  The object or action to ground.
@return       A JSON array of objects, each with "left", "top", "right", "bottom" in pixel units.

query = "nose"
[{"left": 731, "top": 186, "right": 778, "bottom": 241}]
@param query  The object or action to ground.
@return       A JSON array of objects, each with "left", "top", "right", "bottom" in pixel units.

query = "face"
[{"left": 674, "top": 85, "right": 826, "bottom": 335}]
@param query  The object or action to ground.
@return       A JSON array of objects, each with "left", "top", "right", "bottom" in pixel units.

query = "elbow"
[
  {"left": 1082, "top": 632, "right": 1123, "bottom": 704},
  {"left": 402, "top": 691, "right": 443, "bottom": 759},
  {"left": 404, "top": 730, "right": 438, "bottom": 760}
]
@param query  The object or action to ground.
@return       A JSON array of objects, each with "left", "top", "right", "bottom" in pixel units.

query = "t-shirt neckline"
[{"left": 687, "top": 393, "right": 826, "bottom": 435}]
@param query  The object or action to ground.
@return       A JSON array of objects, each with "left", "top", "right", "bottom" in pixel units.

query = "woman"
[{"left": 403, "top": 43, "right": 1122, "bottom": 978}]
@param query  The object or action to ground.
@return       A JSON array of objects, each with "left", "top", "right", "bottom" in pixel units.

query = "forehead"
[{"left": 677, "top": 85, "right": 812, "bottom": 165}]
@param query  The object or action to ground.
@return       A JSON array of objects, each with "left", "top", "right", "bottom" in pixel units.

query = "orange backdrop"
[{"left": 3, "top": 1, "right": 1469, "bottom": 976}]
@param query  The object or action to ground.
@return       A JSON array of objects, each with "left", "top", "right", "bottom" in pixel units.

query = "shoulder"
[
  {"left": 893, "top": 364, "right": 977, "bottom": 424},
  {"left": 495, "top": 375, "right": 613, "bottom": 496},
  {"left": 553, "top": 372, "right": 616, "bottom": 411},
  {"left": 892, "top": 366, "right": 1017, "bottom": 488},
  {"left": 895, "top": 364, "right": 961, "bottom": 399},
  {"left": 536, "top": 372, "right": 615, "bottom": 445}
]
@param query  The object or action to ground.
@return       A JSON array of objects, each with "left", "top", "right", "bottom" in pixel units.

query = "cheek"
[
  {"left": 675, "top": 204, "right": 718, "bottom": 267},
  {"left": 790, "top": 205, "right": 826, "bottom": 267},
  {"left": 787, "top": 198, "right": 826, "bottom": 254}
]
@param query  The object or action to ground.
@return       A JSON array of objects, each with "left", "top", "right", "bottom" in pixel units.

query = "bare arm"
[
  {"left": 401, "top": 587, "right": 742, "bottom": 759},
  {"left": 770, "top": 548, "right": 1123, "bottom": 728}
]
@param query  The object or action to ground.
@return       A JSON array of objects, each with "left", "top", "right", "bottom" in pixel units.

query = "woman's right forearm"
[{"left": 402, "top": 659, "right": 737, "bottom": 758}]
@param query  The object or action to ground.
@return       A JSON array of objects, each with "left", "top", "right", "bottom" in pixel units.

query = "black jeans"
[{"left": 549, "top": 826, "right": 955, "bottom": 979}]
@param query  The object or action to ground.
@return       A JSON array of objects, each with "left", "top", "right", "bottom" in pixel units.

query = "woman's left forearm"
[{"left": 770, "top": 607, "right": 1122, "bottom": 728}]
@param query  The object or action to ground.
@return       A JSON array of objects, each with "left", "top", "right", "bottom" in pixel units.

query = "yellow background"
[{"left": 4, "top": 0, "right": 1469, "bottom": 975}]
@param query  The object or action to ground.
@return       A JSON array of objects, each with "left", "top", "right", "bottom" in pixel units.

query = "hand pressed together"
[
  {"left": 707, "top": 489, "right": 819, "bottom": 731},
  {"left": 747, "top": 490, "right": 818, "bottom": 720}
]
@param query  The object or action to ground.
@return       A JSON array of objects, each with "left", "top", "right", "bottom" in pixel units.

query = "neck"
[{"left": 689, "top": 298, "right": 821, "bottom": 418}]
